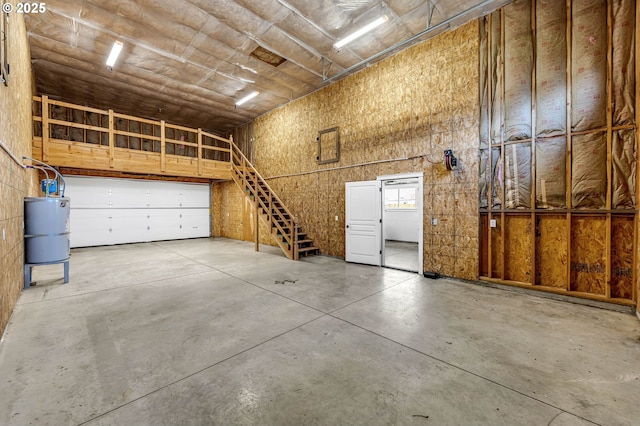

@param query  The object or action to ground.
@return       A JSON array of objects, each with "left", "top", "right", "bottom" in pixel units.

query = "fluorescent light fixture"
[
  {"left": 334, "top": 15, "right": 389, "bottom": 50},
  {"left": 235, "top": 91, "right": 259, "bottom": 106},
  {"left": 106, "top": 41, "right": 124, "bottom": 68}
]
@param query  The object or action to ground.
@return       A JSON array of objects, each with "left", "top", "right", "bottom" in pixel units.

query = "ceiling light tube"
[
  {"left": 334, "top": 15, "right": 389, "bottom": 50},
  {"left": 235, "top": 91, "right": 259, "bottom": 106},
  {"left": 106, "top": 41, "right": 124, "bottom": 68}
]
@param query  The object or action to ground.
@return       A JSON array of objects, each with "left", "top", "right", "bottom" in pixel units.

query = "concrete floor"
[
  {"left": 384, "top": 240, "right": 419, "bottom": 272},
  {"left": 1, "top": 238, "right": 639, "bottom": 425}
]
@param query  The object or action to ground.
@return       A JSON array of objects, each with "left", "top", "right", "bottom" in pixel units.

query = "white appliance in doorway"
[
  {"left": 64, "top": 176, "right": 211, "bottom": 247},
  {"left": 345, "top": 173, "right": 423, "bottom": 273}
]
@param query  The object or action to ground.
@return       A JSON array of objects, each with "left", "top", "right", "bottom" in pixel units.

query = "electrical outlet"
[
  {"left": 490, "top": 219, "right": 497, "bottom": 228},
  {"left": 2, "top": 228, "right": 4, "bottom": 241},
  {"left": 335, "top": 215, "right": 339, "bottom": 221},
  {"left": 431, "top": 218, "right": 437, "bottom": 225}
]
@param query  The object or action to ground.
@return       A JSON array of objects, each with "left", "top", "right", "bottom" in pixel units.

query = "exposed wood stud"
[
  {"left": 635, "top": 0, "right": 640, "bottom": 307},
  {"left": 565, "top": 0, "right": 572, "bottom": 293},
  {"left": 161, "top": 120, "right": 166, "bottom": 172},
  {"left": 500, "top": 7, "right": 506, "bottom": 281},
  {"left": 42, "top": 95, "right": 49, "bottom": 162},
  {"left": 197, "top": 128, "right": 203, "bottom": 176},
  {"left": 531, "top": 0, "right": 537, "bottom": 286},
  {"left": 108, "top": 109, "right": 114, "bottom": 168},
  {"left": 605, "top": 0, "right": 613, "bottom": 298}
]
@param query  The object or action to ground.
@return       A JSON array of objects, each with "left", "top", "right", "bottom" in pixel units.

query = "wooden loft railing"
[{"left": 31, "top": 95, "right": 232, "bottom": 180}]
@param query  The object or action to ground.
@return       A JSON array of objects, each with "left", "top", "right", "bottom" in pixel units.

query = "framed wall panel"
[{"left": 478, "top": 0, "right": 638, "bottom": 306}]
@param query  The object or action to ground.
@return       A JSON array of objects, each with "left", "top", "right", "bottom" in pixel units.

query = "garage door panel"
[
  {"left": 181, "top": 210, "right": 210, "bottom": 238},
  {"left": 69, "top": 209, "right": 111, "bottom": 247},
  {"left": 65, "top": 176, "right": 210, "bottom": 247}
]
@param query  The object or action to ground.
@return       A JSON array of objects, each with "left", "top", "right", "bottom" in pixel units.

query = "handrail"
[
  {"left": 229, "top": 140, "right": 299, "bottom": 258},
  {"left": 229, "top": 142, "right": 296, "bottom": 223}
]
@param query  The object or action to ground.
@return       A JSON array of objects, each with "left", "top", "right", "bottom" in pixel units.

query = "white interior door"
[{"left": 345, "top": 180, "right": 381, "bottom": 265}]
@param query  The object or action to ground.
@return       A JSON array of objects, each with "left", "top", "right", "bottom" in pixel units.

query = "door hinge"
[
  {"left": 379, "top": 250, "right": 382, "bottom": 254},
  {"left": 379, "top": 219, "right": 382, "bottom": 223}
]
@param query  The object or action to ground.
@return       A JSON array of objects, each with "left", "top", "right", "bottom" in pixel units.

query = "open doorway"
[
  {"left": 379, "top": 173, "right": 423, "bottom": 274},
  {"left": 345, "top": 173, "right": 423, "bottom": 274}
]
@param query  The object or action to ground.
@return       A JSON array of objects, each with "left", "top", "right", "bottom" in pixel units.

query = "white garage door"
[{"left": 64, "top": 176, "right": 210, "bottom": 248}]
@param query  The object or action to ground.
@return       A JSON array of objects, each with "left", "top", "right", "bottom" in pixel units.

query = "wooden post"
[
  {"left": 197, "top": 128, "right": 203, "bottom": 176},
  {"left": 254, "top": 196, "right": 259, "bottom": 252},
  {"left": 486, "top": 14, "right": 493, "bottom": 279},
  {"left": 635, "top": 0, "right": 640, "bottom": 307},
  {"left": 500, "top": 8, "right": 506, "bottom": 280},
  {"left": 108, "top": 109, "right": 114, "bottom": 168},
  {"left": 565, "top": 0, "right": 572, "bottom": 293},
  {"left": 530, "top": 0, "right": 537, "bottom": 286},
  {"left": 605, "top": 0, "right": 613, "bottom": 298},
  {"left": 160, "top": 120, "right": 166, "bottom": 172},
  {"left": 42, "top": 95, "right": 49, "bottom": 162}
]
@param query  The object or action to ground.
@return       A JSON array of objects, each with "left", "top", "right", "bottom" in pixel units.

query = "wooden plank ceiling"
[{"left": 25, "top": 0, "right": 508, "bottom": 134}]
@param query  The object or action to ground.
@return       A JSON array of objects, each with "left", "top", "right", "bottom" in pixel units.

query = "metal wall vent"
[{"left": 250, "top": 46, "right": 287, "bottom": 67}]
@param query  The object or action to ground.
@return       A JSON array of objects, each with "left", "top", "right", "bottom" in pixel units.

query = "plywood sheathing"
[
  {"left": 504, "top": 215, "right": 532, "bottom": 282},
  {"left": 611, "top": 215, "right": 634, "bottom": 299},
  {"left": 0, "top": 2, "right": 38, "bottom": 336},
  {"left": 490, "top": 215, "right": 503, "bottom": 278},
  {"left": 240, "top": 22, "right": 480, "bottom": 280},
  {"left": 215, "top": 181, "right": 245, "bottom": 241},
  {"left": 535, "top": 215, "right": 568, "bottom": 288},
  {"left": 479, "top": 213, "right": 489, "bottom": 276},
  {"left": 570, "top": 216, "right": 607, "bottom": 295}
]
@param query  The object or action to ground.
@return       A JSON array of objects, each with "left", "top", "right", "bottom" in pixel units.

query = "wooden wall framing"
[{"left": 479, "top": 0, "right": 638, "bottom": 306}]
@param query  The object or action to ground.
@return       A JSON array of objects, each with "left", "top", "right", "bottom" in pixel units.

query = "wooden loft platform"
[{"left": 31, "top": 95, "right": 232, "bottom": 181}]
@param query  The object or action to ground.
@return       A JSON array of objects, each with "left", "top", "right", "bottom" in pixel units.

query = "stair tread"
[
  {"left": 296, "top": 239, "right": 313, "bottom": 244},
  {"left": 298, "top": 246, "right": 319, "bottom": 252}
]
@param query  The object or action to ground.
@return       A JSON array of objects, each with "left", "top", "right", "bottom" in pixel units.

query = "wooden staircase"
[{"left": 229, "top": 140, "right": 319, "bottom": 260}]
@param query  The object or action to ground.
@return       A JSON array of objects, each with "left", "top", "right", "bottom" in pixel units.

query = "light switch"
[
  {"left": 1, "top": 228, "right": 4, "bottom": 241},
  {"left": 335, "top": 215, "right": 339, "bottom": 221},
  {"left": 490, "top": 219, "right": 497, "bottom": 228},
  {"left": 431, "top": 218, "right": 437, "bottom": 225}
]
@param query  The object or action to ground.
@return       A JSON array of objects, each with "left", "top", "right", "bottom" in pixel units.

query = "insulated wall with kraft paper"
[
  {"left": 479, "top": 148, "right": 490, "bottom": 209},
  {"left": 490, "top": 10, "right": 503, "bottom": 145},
  {"left": 612, "top": 0, "right": 636, "bottom": 127},
  {"left": 535, "top": 0, "right": 567, "bottom": 137},
  {"left": 571, "top": 0, "right": 607, "bottom": 131},
  {"left": 503, "top": 143, "right": 531, "bottom": 208},
  {"left": 479, "top": 18, "right": 490, "bottom": 149},
  {"left": 612, "top": 129, "right": 637, "bottom": 209},
  {"left": 491, "top": 147, "right": 502, "bottom": 209},
  {"left": 504, "top": 0, "right": 532, "bottom": 141},
  {"left": 572, "top": 132, "right": 607, "bottom": 209},
  {"left": 536, "top": 137, "right": 567, "bottom": 208}
]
